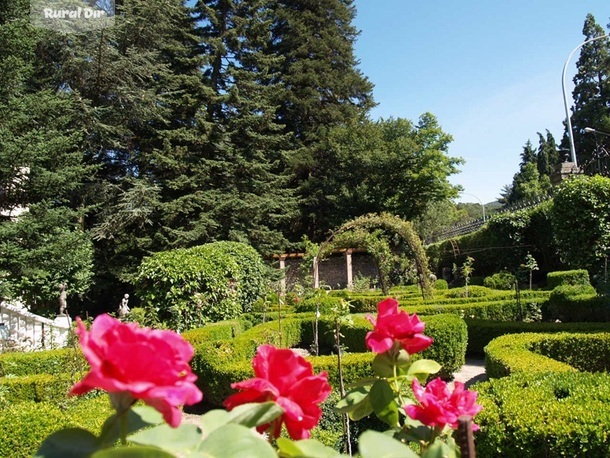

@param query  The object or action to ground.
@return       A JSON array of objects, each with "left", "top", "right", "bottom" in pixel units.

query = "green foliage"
[
  {"left": 476, "top": 372, "right": 610, "bottom": 457},
  {"left": 483, "top": 272, "right": 516, "bottom": 290},
  {"left": 546, "top": 269, "right": 591, "bottom": 289},
  {"left": 551, "top": 176, "right": 610, "bottom": 275},
  {"left": 545, "top": 287, "right": 609, "bottom": 322},
  {"left": 428, "top": 200, "right": 562, "bottom": 280},
  {"left": 189, "top": 314, "right": 467, "bottom": 406},
  {"left": 484, "top": 333, "right": 577, "bottom": 379},
  {"left": 135, "top": 242, "right": 266, "bottom": 331},
  {"left": 0, "top": 348, "right": 79, "bottom": 377},
  {"left": 0, "top": 396, "right": 112, "bottom": 458},
  {"left": 433, "top": 279, "right": 448, "bottom": 290},
  {"left": 466, "top": 319, "right": 610, "bottom": 356}
]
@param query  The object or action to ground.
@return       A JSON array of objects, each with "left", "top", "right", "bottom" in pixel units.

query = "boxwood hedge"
[
  {"left": 189, "top": 313, "right": 467, "bottom": 406},
  {"left": 475, "top": 372, "right": 610, "bottom": 457}
]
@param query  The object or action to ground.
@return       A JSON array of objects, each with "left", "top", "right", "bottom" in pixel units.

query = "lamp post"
[
  {"left": 562, "top": 34, "right": 609, "bottom": 168},
  {"left": 459, "top": 192, "right": 486, "bottom": 222},
  {"left": 584, "top": 127, "right": 610, "bottom": 137}
]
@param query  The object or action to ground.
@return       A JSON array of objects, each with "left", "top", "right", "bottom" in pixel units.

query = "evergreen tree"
[
  {"left": 568, "top": 14, "right": 610, "bottom": 169},
  {"left": 537, "top": 130, "right": 559, "bottom": 177},
  {"left": 195, "top": 0, "right": 298, "bottom": 254},
  {"left": 0, "top": 7, "right": 94, "bottom": 312},
  {"left": 268, "top": 0, "right": 375, "bottom": 239}
]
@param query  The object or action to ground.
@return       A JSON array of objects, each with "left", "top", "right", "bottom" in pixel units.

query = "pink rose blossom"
[
  {"left": 405, "top": 377, "right": 483, "bottom": 430},
  {"left": 70, "top": 314, "right": 202, "bottom": 427},
  {"left": 224, "top": 344, "right": 331, "bottom": 440},
  {"left": 365, "top": 298, "right": 433, "bottom": 354}
]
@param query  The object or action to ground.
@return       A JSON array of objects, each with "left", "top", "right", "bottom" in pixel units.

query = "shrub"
[
  {"left": 547, "top": 269, "right": 591, "bottom": 289},
  {"left": 476, "top": 372, "right": 610, "bottom": 457},
  {"left": 465, "top": 319, "right": 610, "bottom": 356},
  {"left": 484, "top": 332, "right": 610, "bottom": 378},
  {"left": 190, "top": 314, "right": 467, "bottom": 406},
  {"left": 444, "top": 285, "right": 494, "bottom": 298},
  {"left": 545, "top": 284, "right": 609, "bottom": 322},
  {"left": 0, "top": 397, "right": 112, "bottom": 458},
  {"left": 483, "top": 271, "right": 516, "bottom": 290},
  {"left": 0, "top": 348, "right": 81, "bottom": 377},
  {"left": 469, "top": 275, "right": 484, "bottom": 286},
  {"left": 433, "top": 279, "right": 448, "bottom": 290},
  {"left": 135, "top": 241, "right": 266, "bottom": 331}
]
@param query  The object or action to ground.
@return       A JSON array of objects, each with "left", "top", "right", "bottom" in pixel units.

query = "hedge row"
[
  {"left": 465, "top": 319, "right": 610, "bottom": 356},
  {"left": 0, "top": 348, "right": 80, "bottom": 377},
  {"left": 546, "top": 269, "right": 590, "bottom": 289},
  {"left": 190, "top": 314, "right": 467, "bottom": 406},
  {"left": 475, "top": 372, "right": 610, "bottom": 457},
  {"left": 0, "top": 396, "right": 112, "bottom": 458},
  {"left": 484, "top": 332, "right": 610, "bottom": 378}
]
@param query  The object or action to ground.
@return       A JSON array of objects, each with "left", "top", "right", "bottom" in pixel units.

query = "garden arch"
[{"left": 314, "top": 213, "right": 433, "bottom": 298}]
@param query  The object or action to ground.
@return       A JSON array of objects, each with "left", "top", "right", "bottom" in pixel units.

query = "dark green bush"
[
  {"left": 135, "top": 241, "right": 266, "bottom": 331},
  {"left": 181, "top": 319, "right": 250, "bottom": 347},
  {"left": 469, "top": 276, "right": 484, "bottom": 286},
  {"left": 483, "top": 272, "right": 516, "bottom": 290},
  {"left": 546, "top": 269, "right": 591, "bottom": 289},
  {"left": 546, "top": 285, "right": 609, "bottom": 322},
  {"left": 476, "top": 372, "right": 610, "bottom": 458}
]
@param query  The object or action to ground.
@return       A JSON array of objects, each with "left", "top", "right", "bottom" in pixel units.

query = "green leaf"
[
  {"left": 369, "top": 380, "right": 400, "bottom": 427},
  {"left": 98, "top": 406, "right": 164, "bottom": 447},
  {"left": 349, "top": 394, "right": 374, "bottom": 421},
  {"left": 407, "top": 359, "right": 441, "bottom": 381},
  {"left": 358, "top": 430, "right": 419, "bottom": 458},
  {"left": 227, "top": 402, "right": 284, "bottom": 428},
  {"left": 91, "top": 446, "right": 176, "bottom": 458},
  {"left": 372, "top": 352, "right": 395, "bottom": 378},
  {"left": 276, "top": 438, "right": 341, "bottom": 457},
  {"left": 35, "top": 428, "right": 100, "bottom": 458},
  {"left": 197, "top": 424, "right": 276, "bottom": 458},
  {"left": 200, "top": 410, "right": 231, "bottom": 438},
  {"left": 335, "top": 385, "right": 371, "bottom": 414},
  {"left": 421, "top": 438, "right": 459, "bottom": 458},
  {"left": 129, "top": 424, "right": 202, "bottom": 453}
]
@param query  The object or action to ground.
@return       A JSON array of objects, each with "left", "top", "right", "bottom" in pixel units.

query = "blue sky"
[{"left": 351, "top": 1, "right": 610, "bottom": 204}]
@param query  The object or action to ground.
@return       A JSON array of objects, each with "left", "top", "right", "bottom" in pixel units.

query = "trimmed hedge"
[
  {"left": 476, "top": 372, "right": 610, "bottom": 457},
  {"left": 484, "top": 332, "right": 610, "bottom": 379},
  {"left": 181, "top": 319, "right": 250, "bottom": 347},
  {"left": 547, "top": 269, "right": 590, "bottom": 289},
  {"left": 0, "top": 348, "right": 81, "bottom": 377},
  {"left": 465, "top": 319, "right": 610, "bottom": 356},
  {"left": 0, "top": 372, "right": 81, "bottom": 405},
  {"left": 190, "top": 313, "right": 467, "bottom": 406},
  {"left": 0, "top": 396, "right": 112, "bottom": 458},
  {"left": 483, "top": 272, "right": 516, "bottom": 290}
]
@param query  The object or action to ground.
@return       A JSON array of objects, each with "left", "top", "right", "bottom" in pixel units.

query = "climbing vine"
[{"left": 317, "top": 213, "right": 433, "bottom": 298}]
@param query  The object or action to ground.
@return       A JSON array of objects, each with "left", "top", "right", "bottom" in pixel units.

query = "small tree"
[
  {"left": 453, "top": 256, "right": 475, "bottom": 297},
  {"left": 522, "top": 252, "right": 539, "bottom": 290}
]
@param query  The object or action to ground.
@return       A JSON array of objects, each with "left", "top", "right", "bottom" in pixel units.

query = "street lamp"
[
  {"left": 562, "top": 34, "right": 609, "bottom": 168},
  {"left": 459, "top": 192, "right": 486, "bottom": 222},
  {"left": 584, "top": 127, "right": 610, "bottom": 137}
]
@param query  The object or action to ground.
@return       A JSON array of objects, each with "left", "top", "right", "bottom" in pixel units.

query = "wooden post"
[{"left": 345, "top": 249, "right": 353, "bottom": 290}]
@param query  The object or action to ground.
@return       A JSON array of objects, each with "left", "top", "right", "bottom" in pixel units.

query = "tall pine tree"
[{"left": 568, "top": 14, "right": 610, "bottom": 170}]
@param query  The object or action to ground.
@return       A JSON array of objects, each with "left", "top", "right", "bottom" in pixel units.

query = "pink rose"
[
  {"left": 405, "top": 377, "right": 483, "bottom": 430},
  {"left": 365, "top": 298, "right": 433, "bottom": 354},
  {"left": 70, "top": 314, "right": 203, "bottom": 427},
  {"left": 224, "top": 344, "right": 331, "bottom": 440}
]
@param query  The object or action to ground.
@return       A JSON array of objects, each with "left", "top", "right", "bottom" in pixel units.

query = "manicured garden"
[{"left": 2, "top": 267, "right": 610, "bottom": 457}]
